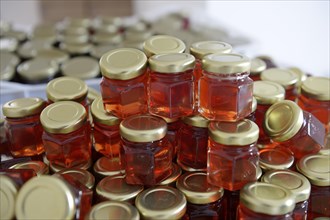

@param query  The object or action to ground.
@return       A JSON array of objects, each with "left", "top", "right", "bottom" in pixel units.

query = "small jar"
[
  {"left": 54, "top": 168, "right": 95, "bottom": 190},
  {"left": 253, "top": 81, "right": 285, "bottom": 145},
  {"left": 91, "top": 97, "right": 121, "bottom": 158},
  {"left": 249, "top": 58, "right": 267, "bottom": 81},
  {"left": 0, "top": 51, "right": 20, "bottom": 81},
  {"left": 261, "top": 68, "right": 299, "bottom": 101},
  {"left": 135, "top": 186, "right": 187, "bottom": 219},
  {"left": 36, "top": 48, "right": 69, "bottom": 64},
  {"left": 262, "top": 169, "right": 311, "bottom": 220},
  {"left": 143, "top": 35, "right": 186, "bottom": 58},
  {"left": 2, "top": 97, "right": 46, "bottom": 157},
  {"left": 0, "top": 175, "right": 18, "bottom": 220},
  {"left": 264, "top": 100, "right": 325, "bottom": 160},
  {"left": 296, "top": 154, "right": 330, "bottom": 219},
  {"left": 93, "top": 157, "right": 125, "bottom": 182},
  {"left": 99, "top": 48, "right": 148, "bottom": 118},
  {"left": 161, "top": 117, "right": 182, "bottom": 159},
  {"left": 199, "top": 53, "right": 253, "bottom": 121},
  {"left": 120, "top": 114, "right": 172, "bottom": 185},
  {"left": 9, "top": 160, "right": 49, "bottom": 176},
  {"left": 176, "top": 172, "right": 226, "bottom": 220},
  {"left": 40, "top": 101, "right": 91, "bottom": 169},
  {"left": 297, "top": 77, "right": 330, "bottom": 132},
  {"left": 158, "top": 163, "right": 182, "bottom": 187},
  {"left": 177, "top": 115, "right": 209, "bottom": 171},
  {"left": 61, "top": 56, "right": 100, "bottom": 79},
  {"left": 237, "top": 182, "right": 295, "bottom": 220},
  {"left": 148, "top": 53, "right": 195, "bottom": 118},
  {"left": 259, "top": 147, "right": 294, "bottom": 172},
  {"left": 207, "top": 119, "right": 259, "bottom": 191}
]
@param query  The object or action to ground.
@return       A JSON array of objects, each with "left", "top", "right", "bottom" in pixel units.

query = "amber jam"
[
  {"left": 99, "top": 48, "right": 148, "bottom": 119},
  {"left": 249, "top": 57, "right": 267, "bottom": 81},
  {"left": 199, "top": 53, "right": 253, "bottom": 121},
  {"left": 207, "top": 119, "right": 259, "bottom": 191},
  {"left": 224, "top": 189, "right": 240, "bottom": 220},
  {"left": 120, "top": 114, "right": 172, "bottom": 185},
  {"left": 298, "top": 77, "right": 330, "bottom": 132},
  {"left": 148, "top": 53, "right": 195, "bottom": 118},
  {"left": 264, "top": 100, "right": 325, "bottom": 160},
  {"left": 176, "top": 172, "right": 226, "bottom": 220},
  {"left": 160, "top": 117, "right": 182, "bottom": 159},
  {"left": 91, "top": 97, "right": 121, "bottom": 158},
  {"left": 40, "top": 101, "right": 91, "bottom": 169},
  {"left": 177, "top": 115, "right": 209, "bottom": 171},
  {"left": 3, "top": 97, "right": 46, "bottom": 157},
  {"left": 237, "top": 182, "right": 295, "bottom": 220}
]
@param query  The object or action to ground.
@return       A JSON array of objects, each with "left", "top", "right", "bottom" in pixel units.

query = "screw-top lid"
[
  {"left": 91, "top": 33, "right": 122, "bottom": 45},
  {"left": 251, "top": 96, "right": 257, "bottom": 112},
  {"left": 59, "top": 42, "right": 92, "bottom": 55},
  {"left": 190, "top": 41, "right": 232, "bottom": 60},
  {"left": 240, "top": 182, "right": 295, "bottom": 215},
  {"left": 93, "top": 156, "right": 125, "bottom": 177},
  {"left": 62, "top": 25, "right": 88, "bottom": 36},
  {"left": 264, "top": 100, "right": 303, "bottom": 142},
  {"left": 122, "top": 40, "right": 144, "bottom": 51},
  {"left": 65, "top": 18, "right": 91, "bottom": 28},
  {"left": 296, "top": 154, "right": 330, "bottom": 186},
  {"left": 90, "top": 44, "right": 119, "bottom": 59},
  {"left": 261, "top": 68, "right": 299, "bottom": 88},
  {"left": 143, "top": 35, "right": 186, "bottom": 58},
  {"left": 250, "top": 58, "right": 267, "bottom": 75},
  {"left": 208, "top": 119, "right": 259, "bottom": 145},
  {"left": 253, "top": 81, "right": 285, "bottom": 105},
  {"left": 177, "top": 159, "right": 206, "bottom": 172},
  {"left": 85, "top": 201, "right": 140, "bottom": 220},
  {"left": 100, "top": 48, "right": 147, "bottom": 80},
  {"left": 2, "top": 30, "right": 26, "bottom": 42},
  {"left": 17, "top": 58, "right": 59, "bottom": 81},
  {"left": 46, "top": 76, "right": 88, "bottom": 102},
  {"left": 0, "top": 51, "right": 20, "bottom": 81},
  {"left": 301, "top": 77, "right": 330, "bottom": 101},
  {"left": 17, "top": 40, "right": 52, "bottom": 59},
  {"left": 149, "top": 53, "right": 195, "bottom": 73},
  {"left": 202, "top": 53, "right": 250, "bottom": 74},
  {"left": 159, "top": 163, "right": 182, "bottom": 186},
  {"left": 54, "top": 168, "right": 95, "bottom": 190},
  {"left": 0, "top": 175, "right": 18, "bottom": 220},
  {"left": 262, "top": 170, "right": 311, "bottom": 203},
  {"left": 135, "top": 186, "right": 187, "bottom": 219},
  {"left": 15, "top": 176, "right": 76, "bottom": 220},
  {"left": 259, "top": 148, "right": 294, "bottom": 171},
  {"left": 96, "top": 175, "right": 143, "bottom": 202},
  {"left": 36, "top": 49, "right": 69, "bottom": 64},
  {"left": 60, "top": 33, "right": 89, "bottom": 44},
  {"left": 125, "top": 28, "right": 153, "bottom": 42},
  {"left": 182, "top": 114, "right": 209, "bottom": 128},
  {"left": 10, "top": 161, "right": 49, "bottom": 176},
  {"left": 176, "top": 172, "right": 224, "bottom": 204},
  {"left": 120, "top": 114, "right": 167, "bottom": 142},
  {"left": 91, "top": 97, "right": 121, "bottom": 126},
  {"left": 40, "top": 101, "right": 87, "bottom": 134},
  {"left": 61, "top": 56, "right": 100, "bottom": 79},
  {"left": 94, "top": 23, "right": 118, "bottom": 34},
  {"left": 3, "top": 97, "right": 46, "bottom": 118},
  {"left": 288, "top": 67, "right": 307, "bottom": 86},
  {"left": 50, "top": 159, "right": 92, "bottom": 173}
]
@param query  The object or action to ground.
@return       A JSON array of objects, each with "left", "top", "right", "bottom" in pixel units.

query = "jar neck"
[{"left": 203, "top": 71, "right": 250, "bottom": 80}]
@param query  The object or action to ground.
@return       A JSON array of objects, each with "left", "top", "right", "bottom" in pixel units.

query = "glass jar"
[
  {"left": 99, "top": 48, "right": 148, "bottom": 118},
  {"left": 91, "top": 97, "right": 121, "bottom": 159},
  {"left": 259, "top": 147, "right": 294, "bottom": 172},
  {"left": 93, "top": 157, "right": 125, "bottom": 183},
  {"left": 223, "top": 189, "right": 240, "bottom": 220},
  {"left": 249, "top": 58, "right": 267, "bottom": 81},
  {"left": 40, "top": 101, "right": 91, "bottom": 169},
  {"left": 0, "top": 168, "right": 37, "bottom": 187},
  {"left": 9, "top": 160, "right": 49, "bottom": 176},
  {"left": 176, "top": 172, "right": 226, "bottom": 220},
  {"left": 135, "top": 186, "right": 187, "bottom": 219},
  {"left": 264, "top": 100, "right": 325, "bottom": 160},
  {"left": 296, "top": 154, "right": 330, "bottom": 219},
  {"left": 3, "top": 97, "right": 46, "bottom": 157},
  {"left": 199, "top": 53, "right": 253, "bottom": 121},
  {"left": 0, "top": 175, "right": 18, "bottom": 220},
  {"left": 120, "top": 114, "right": 172, "bottom": 185},
  {"left": 261, "top": 68, "right": 299, "bottom": 101},
  {"left": 0, "top": 51, "right": 20, "bottom": 81},
  {"left": 161, "top": 117, "right": 182, "bottom": 159},
  {"left": 207, "top": 119, "right": 259, "bottom": 191},
  {"left": 262, "top": 169, "right": 311, "bottom": 220},
  {"left": 143, "top": 35, "right": 186, "bottom": 58},
  {"left": 297, "top": 77, "right": 330, "bottom": 132},
  {"left": 177, "top": 115, "right": 209, "bottom": 171},
  {"left": 237, "top": 182, "right": 295, "bottom": 220},
  {"left": 148, "top": 53, "right": 195, "bottom": 118},
  {"left": 246, "top": 96, "right": 257, "bottom": 122},
  {"left": 61, "top": 56, "right": 100, "bottom": 79}
]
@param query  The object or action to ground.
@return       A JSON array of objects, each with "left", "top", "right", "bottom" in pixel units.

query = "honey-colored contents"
[
  {"left": 308, "top": 185, "right": 330, "bottom": 219},
  {"left": 164, "top": 118, "right": 182, "bottom": 159},
  {"left": 237, "top": 203, "right": 293, "bottom": 220},
  {"left": 224, "top": 190, "right": 240, "bottom": 220},
  {"left": 0, "top": 169, "right": 37, "bottom": 187}
]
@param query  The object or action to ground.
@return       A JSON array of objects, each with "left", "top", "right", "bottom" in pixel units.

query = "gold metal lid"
[
  {"left": 99, "top": 48, "right": 147, "bottom": 80},
  {"left": 90, "top": 44, "right": 119, "bottom": 59},
  {"left": 135, "top": 186, "right": 187, "bottom": 219},
  {"left": 256, "top": 166, "right": 262, "bottom": 180},
  {"left": 250, "top": 58, "right": 267, "bottom": 75},
  {"left": 261, "top": 68, "right": 299, "bottom": 88},
  {"left": 0, "top": 37, "right": 18, "bottom": 52},
  {"left": 36, "top": 49, "right": 69, "bottom": 64},
  {"left": 251, "top": 96, "right": 257, "bottom": 112},
  {"left": 125, "top": 28, "right": 153, "bottom": 42},
  {"left": 259, "top": 148, "right": 294, "bottom": 171},
  {"left": 3, "top": 97, "right": 46, "bottom": 118},
  {"left": 149, "top": 53, "right": 195, "bottom": 73},
  {"left": 93, "top": 157, "right": 125, "bottom": 177},
  {"left": 94, "top": 23, "right": 118, "bottom": 34},
  {"left": 182, "top": 114, "right": 209, "bottom": 128},
  {"left": 296, "top": 154, "right": 330, "bottom": 186},
  {"left": 208, "top": 119, "right": 259, "bottom": 145},
  {"left": 62, "top": 25, "right": 88, "bottom": 36},
  {"left": 264, "top": 100, "right": 303, "bottom": 142},
  {"left": 240, "top": 182, "right": 295, "bottom": 215},
  {"left": 253, "top": 81, "right": 285, "bottom": 105},
  {"left": 202, "top": 53, "right": 250, "bottom": 74},
  {"left": 50, "top": 159, "right": 92, "bottom": 173},
  {"left": 3, "top": 30, "right": 27, "bottom": 42},
  {"left": 17, "top": 58, "right": 59, "bottom": 81},
  {"left": 91, "top": 33, "right": 123, "bottom": 45},
  {"left": 0, "top": 51, "right": 19, "bottom": 81},
  {"left": 86, "top": 201, "right": 140, "bottom": 220},
  {"left": 59, "top": 42, "right": 92, "bottom": 55},
  {"left": 0, "top": 175, "right": 18, "bottom": 220},
  {"left": 288, "top": 67, "right": 307, "bottom": 86},
  {"left": 61, "top": 56, "right": 100, "bottom": 79},
  {"left": 189, "top": 41, "right": 232, "bottom": 60},
  {"left": 17, "top": 40, "right": 52, "bottom": 59},
  {"left": 122, "top": 40, "right": 144, "bottom": 51},
  {"left": 15, "top": 176, "right": 76, "bottom": 220},
  {"left": 120, "top": 114, "right": 167, "bottom": 142},
  {"left": 177, "top": 159, "right": 206, "bottom": 172},
  {"left": 91, "top": 97, "right": 121, "bottom": 126},
  {"left": 10, "top": 161, "right": 49, "bottom": 176},
  {"left": 100, "top": 16, "right": 123, "bottom": 26},
  {"left": 55, "top": 168, "right": 95, "bottom": 190},
  {"left": 262, "top": 170, "right": 311, "bottom": 203},
  {"left": 65, "top": 18, "right": 91, "bottom": 28},
  {"left": 96, "top": 175, "right": 143, "bottom": 202},
  {"left": 40, "top": 101, "right": 87, "bottom": 134},
  {"left": 176, "top": 172, "right": 224, "bottom": 204},
  {"left": 60, "top": 34, "right": 89, "bottom": 44},
  {"left": 87, "top": 87, "right": 101, "bottom": 104},
  {"left": 301, "top": 77, "right": 330, "bottom": 101},
  {"left": 159, "top": 163, "right": 182, "bottom": 186},
  {"left": 143, "top": 35, "right": 186, "bottom": 58},
  {"left": 46, "top": 76, "right": 88, "bottom": 102}
]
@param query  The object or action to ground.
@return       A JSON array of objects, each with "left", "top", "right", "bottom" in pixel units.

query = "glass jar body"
[
  {"left": 237, "top": 203, "right": 293, "bottom": 220},
  {"left": 285, "top": 85, "right": 299, "bottom": 102},
  {"left": 307, "top": 185, "right": 330, "bottom": 219},
  {"left": 192, "top": 59, "right": 202, "bottom": 111},
  {"left": 255, "top": 103, "right": 273, "bottom": 145},
  {"left": 292, "top": 200, "right": 308, "bottom": 220},
  {"left": 166, "top": 120, "right": 182, "bottom": 159}
]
